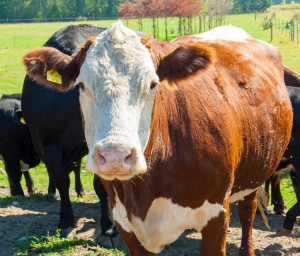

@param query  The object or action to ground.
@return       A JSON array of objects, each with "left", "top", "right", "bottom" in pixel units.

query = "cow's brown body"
[{"left": 23, "top": 24, "right": 292, "bottom": 255}]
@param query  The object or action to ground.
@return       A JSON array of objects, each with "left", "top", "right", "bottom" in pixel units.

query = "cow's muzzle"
[{"left": 86, "top": 144, "right": 147, "bottom": 180}]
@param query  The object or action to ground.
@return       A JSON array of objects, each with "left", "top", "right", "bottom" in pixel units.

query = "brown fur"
[{"left": 23, "top": 32, "right": 293, "bottom": 256}]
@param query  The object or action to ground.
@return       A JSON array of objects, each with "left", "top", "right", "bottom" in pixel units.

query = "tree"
[
  {"left": 167, "top": 0, "right": 202, "bottom": 35},
  {"left": 232, "top": 0, "right": 271, "bottom": 13},
  {"left": 118, "top": 0, "right": 138, "bottom": 17},
  {"left": 202, "top": 0, "right": 233, "bottom": 29}
]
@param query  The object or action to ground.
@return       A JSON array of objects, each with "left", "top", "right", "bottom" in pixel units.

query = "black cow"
[
  {"left": 0, "top": 94, "right": 40, "bottom": 195},
  {"left": 265, "top": 78, "right": 300, "bottom": 214},
  {"left": 21, "top": 24, "right": 116, "bottom": 237},
  {"left": 1, "top": 94, "right": 84, "bottom": 198}
]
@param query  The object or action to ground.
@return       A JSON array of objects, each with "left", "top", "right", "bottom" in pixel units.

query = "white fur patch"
[
  {"left": 78, "top": 22, "right": 159, "bottom": 177},
  {"left": 195, "top": 25, "right": 251, "bottom": 42},
  {"left": 229, "top": 188, "right": 256, "bottom": 203},
  {"left": 112, "top": 193, "right": 225, "bottom": 253}
]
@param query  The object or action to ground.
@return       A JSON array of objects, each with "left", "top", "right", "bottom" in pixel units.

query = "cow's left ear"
[
  {"left": 23, "top": 47, "right": 75, "bottom": 91},
  {"left": 157, "top": 43, "right": 214, "bottom": 82},
  {"left": 23, "top": 37, "right": 95, "bottom": 92}
]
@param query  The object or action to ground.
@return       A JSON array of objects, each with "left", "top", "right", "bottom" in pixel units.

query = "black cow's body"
[
  {"left": 0, "top": 94, "right": 40, "bottom": 195},
  {"left": 22, "top": 24, "right": 116, "bottom": 235},
  {"left": 266, "top": 85, "right": 300, "bottom": 214}
]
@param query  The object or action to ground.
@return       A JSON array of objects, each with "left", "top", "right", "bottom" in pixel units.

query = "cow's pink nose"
[{"left": 93, "top": 146, "right": 136, "bottom": 174}]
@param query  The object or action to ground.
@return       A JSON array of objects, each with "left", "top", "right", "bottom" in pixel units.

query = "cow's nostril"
[
  {"left": 95, "top": 148, "right": 106, "bottom": 165},
  {"left": 124, "top": 153, "right": 133, "bottom": 166},
  {"left": 99, "top": 153, "right": 106, "bottom": 165}
]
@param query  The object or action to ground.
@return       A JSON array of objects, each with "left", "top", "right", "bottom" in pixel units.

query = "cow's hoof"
[
  {"left": 277, "top": 228, "right": 292, "bottom": 236},
  {"left": 76, "top": 191, "right": 85, "bottom": 197},
  {"left": 27, "top": 187, "right": 36, "bottom": 195},
  {"left": 60, "top": 227, "right": 75, "bottom": 238},
  {"left": 96, "top": 233, "right": 124, "bottom": 249},
  {"left": 101, "top": 226, "right": 118, "bottom": 238}
]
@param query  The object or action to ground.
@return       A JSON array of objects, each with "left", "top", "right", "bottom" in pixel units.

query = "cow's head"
[{"left": 23, "top": 21, "right": 212, "bottom": 180}]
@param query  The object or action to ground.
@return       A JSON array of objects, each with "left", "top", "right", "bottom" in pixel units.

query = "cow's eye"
[{"left": 150, "top": 81, "right": 158, "bottom": 90}]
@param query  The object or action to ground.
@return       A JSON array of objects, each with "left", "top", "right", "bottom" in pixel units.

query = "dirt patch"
[{"left": 0, "top": 187, "right": 299, "bottom": 256}]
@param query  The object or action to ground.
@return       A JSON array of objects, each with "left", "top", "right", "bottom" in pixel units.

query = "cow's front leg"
[
  {"left": 23, "top": 170, "right": 35, "bottom": 194},
  {"left": 200, "top": 197, "right": 230, "bottom": 256},
  {"left": 238, "top": 190, "right": 257, "bottom": 256},
  {"left": 54, "top": 174, "right": 75, "bottom": 229},
  {"left": 93, "top": 175, "right": 117, "bottom": 237},
  {"left": 5, "top": 160, "right": 24, "bottom": 196},
  {"left": 74, "top": 161, "right": 84, "bottom": 197}
]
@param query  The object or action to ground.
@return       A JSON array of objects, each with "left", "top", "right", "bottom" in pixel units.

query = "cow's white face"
[{"left": 76, "top": 22, "right": 159, "bottom": 180}]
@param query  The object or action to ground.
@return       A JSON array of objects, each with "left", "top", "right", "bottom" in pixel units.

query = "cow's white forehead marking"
[
  {"left": 112, "top": 192, "right": 225, "bottom": 253},
  {"left": 229, "top": 188, "right": 256, "bottom": 203},
  {"left": 78, "top": 21, "right": 159, "bottom": 174},
  {"left": 77, "top": 21, "right": 158, "bottom": 98}
]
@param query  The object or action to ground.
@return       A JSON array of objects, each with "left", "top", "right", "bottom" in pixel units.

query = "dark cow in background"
[
  {"left": 265, "top": 67, "right": 300, "bottom": 214},
  {"left": 0, "top": 94, "right": 83, "bottom": 198},
  {"left": 22, "top": 24, "right": 116, "bottom": 237},
  {"left": 0, "top": 94, "right": 40, "bottom": 195},
  {"left": 23, "top": 23, "right": 292, "bottom": 256}
]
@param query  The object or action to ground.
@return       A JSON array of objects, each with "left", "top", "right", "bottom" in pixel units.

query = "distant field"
[
  {"left": 0, "top": 7, "right": 299, "bottom": 208},
  {"left": 0, "top": 9, "right": 300, "bottom": 94}
]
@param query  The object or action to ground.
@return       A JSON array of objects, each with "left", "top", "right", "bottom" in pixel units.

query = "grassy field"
[{"left": 0, "top": 6, "right": 299, "bottom": 255}]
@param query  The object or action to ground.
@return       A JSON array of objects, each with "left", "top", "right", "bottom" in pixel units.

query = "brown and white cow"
[{"left": 23, "top": 22, "right": 292, "bottom": 256}]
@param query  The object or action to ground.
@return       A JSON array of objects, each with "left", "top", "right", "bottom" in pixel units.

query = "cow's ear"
[
  {"left": 23, "top": 37, "right": 95, "bottom": 92},
  {"left": 157, "top": 43, "right": 214, "bottom": 83},
  {"left": 23, "top": 47, "right": 77, "bottom": 91}
]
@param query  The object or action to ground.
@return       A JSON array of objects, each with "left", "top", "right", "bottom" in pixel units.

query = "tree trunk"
[
  {"left": 165, "top": 16, "right": 168, "bottom": 40},
  {"left": 152, "top": 17, "right": 156, "bottom": 38},
  {"left": 156, "top": 18, "right": 159, "bottom": 38},
  {"left": 199, "top": 15, "right": 202, "bottom": 33}
]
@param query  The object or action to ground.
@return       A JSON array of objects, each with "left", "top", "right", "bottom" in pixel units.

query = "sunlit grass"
[{"left": 14, "top": 230, "right": 125, "bottom": 256}]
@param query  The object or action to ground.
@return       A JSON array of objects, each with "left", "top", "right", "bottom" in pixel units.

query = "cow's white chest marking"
[{"left": 112, "top": 193, "right": 225, "bottom": 253}]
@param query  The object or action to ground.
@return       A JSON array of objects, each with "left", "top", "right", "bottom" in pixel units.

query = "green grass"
[
  {"left": 14, "top": 230, "right": 125, "bottom": 256},
  {"left": 0, "top": 156, "right": 94, "bottom": 193}
]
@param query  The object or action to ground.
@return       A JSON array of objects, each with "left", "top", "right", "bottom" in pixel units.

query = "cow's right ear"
[{"left": 23, "top": 47, "right": 76, "bottom": 91}]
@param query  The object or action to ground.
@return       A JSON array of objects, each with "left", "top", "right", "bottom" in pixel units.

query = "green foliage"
[
  {"left": 232, "top": 0, "right": 272, "bottom": 13},
  {"left": 13, "top": 230, "right": 126, "bottom": 255},
  {"left": 0, "top": 0, "right": 124, "bottom": 21},
  {"left": 261, "top": 18, "right": 272, "bottom": 29}
]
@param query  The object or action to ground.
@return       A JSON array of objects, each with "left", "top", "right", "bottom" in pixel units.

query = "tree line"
[
  {"left": 0, "top": 0, "right": 275, "bottom": 22},
  {"left": 0, "top": 0, "right": 123, "bottom": 21}
]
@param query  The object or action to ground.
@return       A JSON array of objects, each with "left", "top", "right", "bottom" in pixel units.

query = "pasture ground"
[{"left": 0, "top": 187, "right": 299, "bottom": 256}]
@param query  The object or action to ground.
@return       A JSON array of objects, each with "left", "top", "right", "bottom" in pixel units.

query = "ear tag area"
[
  {"left": 20, "top": 117, "right": 26, "bottom": 124},
  {"left": 47, "top": 69, "right": 62, "bottom": 84}
]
